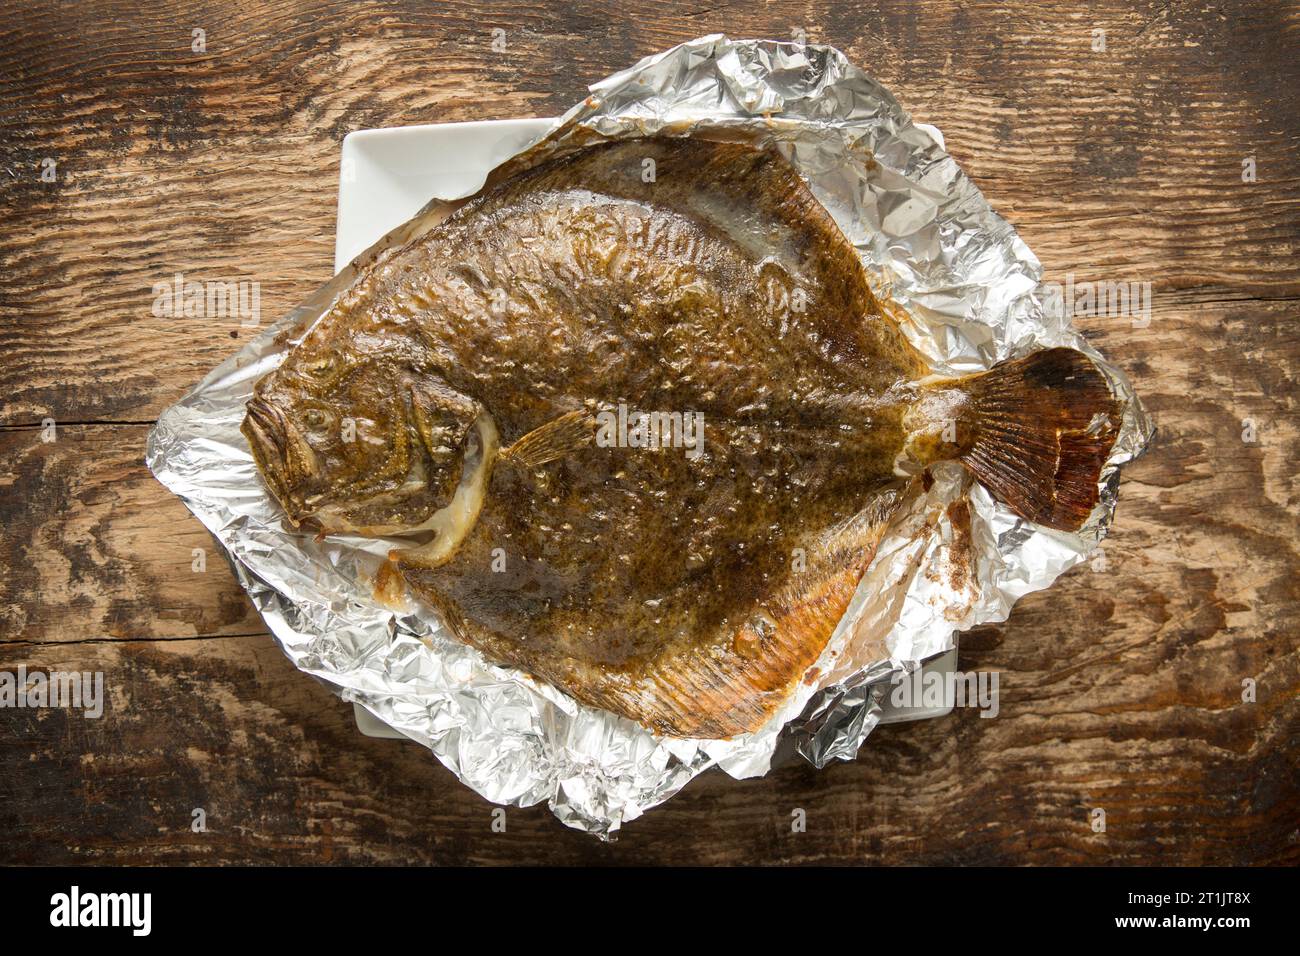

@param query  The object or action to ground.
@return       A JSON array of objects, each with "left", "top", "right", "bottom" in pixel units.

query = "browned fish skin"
[{"left": 242, "top": 136, "right": 1118, "bottom": 738}]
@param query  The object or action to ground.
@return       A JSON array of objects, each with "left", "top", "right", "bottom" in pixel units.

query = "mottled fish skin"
[{"left": 244, "top": 137, "right": 939, "bottom": 737}]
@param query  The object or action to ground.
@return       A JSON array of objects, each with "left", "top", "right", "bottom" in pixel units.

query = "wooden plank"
[
  {"left": 0, "top": 631, "right": 1294, "bottom": 864},
  {"left": 1, "top": 1, "right": 1296, "bottom": 423},
  {"left": 5, "top": 294, "right": 1294, "bottom": 649}
]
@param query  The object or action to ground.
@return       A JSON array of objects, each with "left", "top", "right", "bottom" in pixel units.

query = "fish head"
[{"left": 241, "top": 335, "right": 481, "bottom": 535}]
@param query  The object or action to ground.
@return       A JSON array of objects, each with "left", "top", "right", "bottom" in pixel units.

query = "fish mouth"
[{"left": 243, "top": 398, "right": 302, "bottom": 517}]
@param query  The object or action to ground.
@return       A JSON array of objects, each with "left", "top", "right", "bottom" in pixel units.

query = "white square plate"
[
  {"left": 335, "top": 118, "right": 554, "bottom": 272},
  {"left": 334, "top": 120, "right": 957, "bottom": 739}
]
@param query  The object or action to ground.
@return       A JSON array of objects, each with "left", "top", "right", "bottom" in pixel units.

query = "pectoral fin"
[{"left": 498, "top": 410, "right": 593, "bottom": 469}]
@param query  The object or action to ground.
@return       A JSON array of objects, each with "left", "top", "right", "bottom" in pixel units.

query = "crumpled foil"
[{"left": 146, "top": 35, "right": 1152, "bottom": 838}]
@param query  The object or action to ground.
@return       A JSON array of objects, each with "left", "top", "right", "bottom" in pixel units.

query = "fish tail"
[{"left": 911, "top": 348, "right": 1122, "bottom": 532}]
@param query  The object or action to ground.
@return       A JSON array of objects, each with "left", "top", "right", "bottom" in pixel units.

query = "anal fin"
[{"left": 634, "top": 484, "right": 906, "bottom": 739}]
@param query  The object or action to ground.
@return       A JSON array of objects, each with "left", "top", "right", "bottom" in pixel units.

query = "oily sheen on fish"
[{"left": 243, "top": 136, "right": 1120, "bottom": 738}]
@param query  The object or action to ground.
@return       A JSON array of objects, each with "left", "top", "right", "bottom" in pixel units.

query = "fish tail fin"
[{"left": 919, "top": 348, "right": 1122, "bottom": 532}]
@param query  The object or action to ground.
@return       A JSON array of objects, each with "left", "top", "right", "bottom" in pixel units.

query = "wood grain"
[
  {"left": 1, "top": 617, "right": 1293, "bottom": 865},
  {"left": 1, "top": 0, "right": 1297, "bottom": 864},
  {"left": 0, "top": 424, "right": 263, "bottom": 642}
]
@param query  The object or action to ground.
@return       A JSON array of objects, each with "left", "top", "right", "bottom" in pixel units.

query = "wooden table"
[{"left": 2, "top": 0, "right": 1296, "bottom": 865}]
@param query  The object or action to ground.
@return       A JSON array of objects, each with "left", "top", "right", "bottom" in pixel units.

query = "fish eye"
[
  {"left": 303, "top": 355, "right": 337, "bottom": 379},
  {"left": 301, "top": 407, "right": 334, "bottom": 432}
]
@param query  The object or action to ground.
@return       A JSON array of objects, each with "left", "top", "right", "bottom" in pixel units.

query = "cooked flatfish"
[{"left": 243, "top": 136, "right": 1120, "bottom": 737}]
